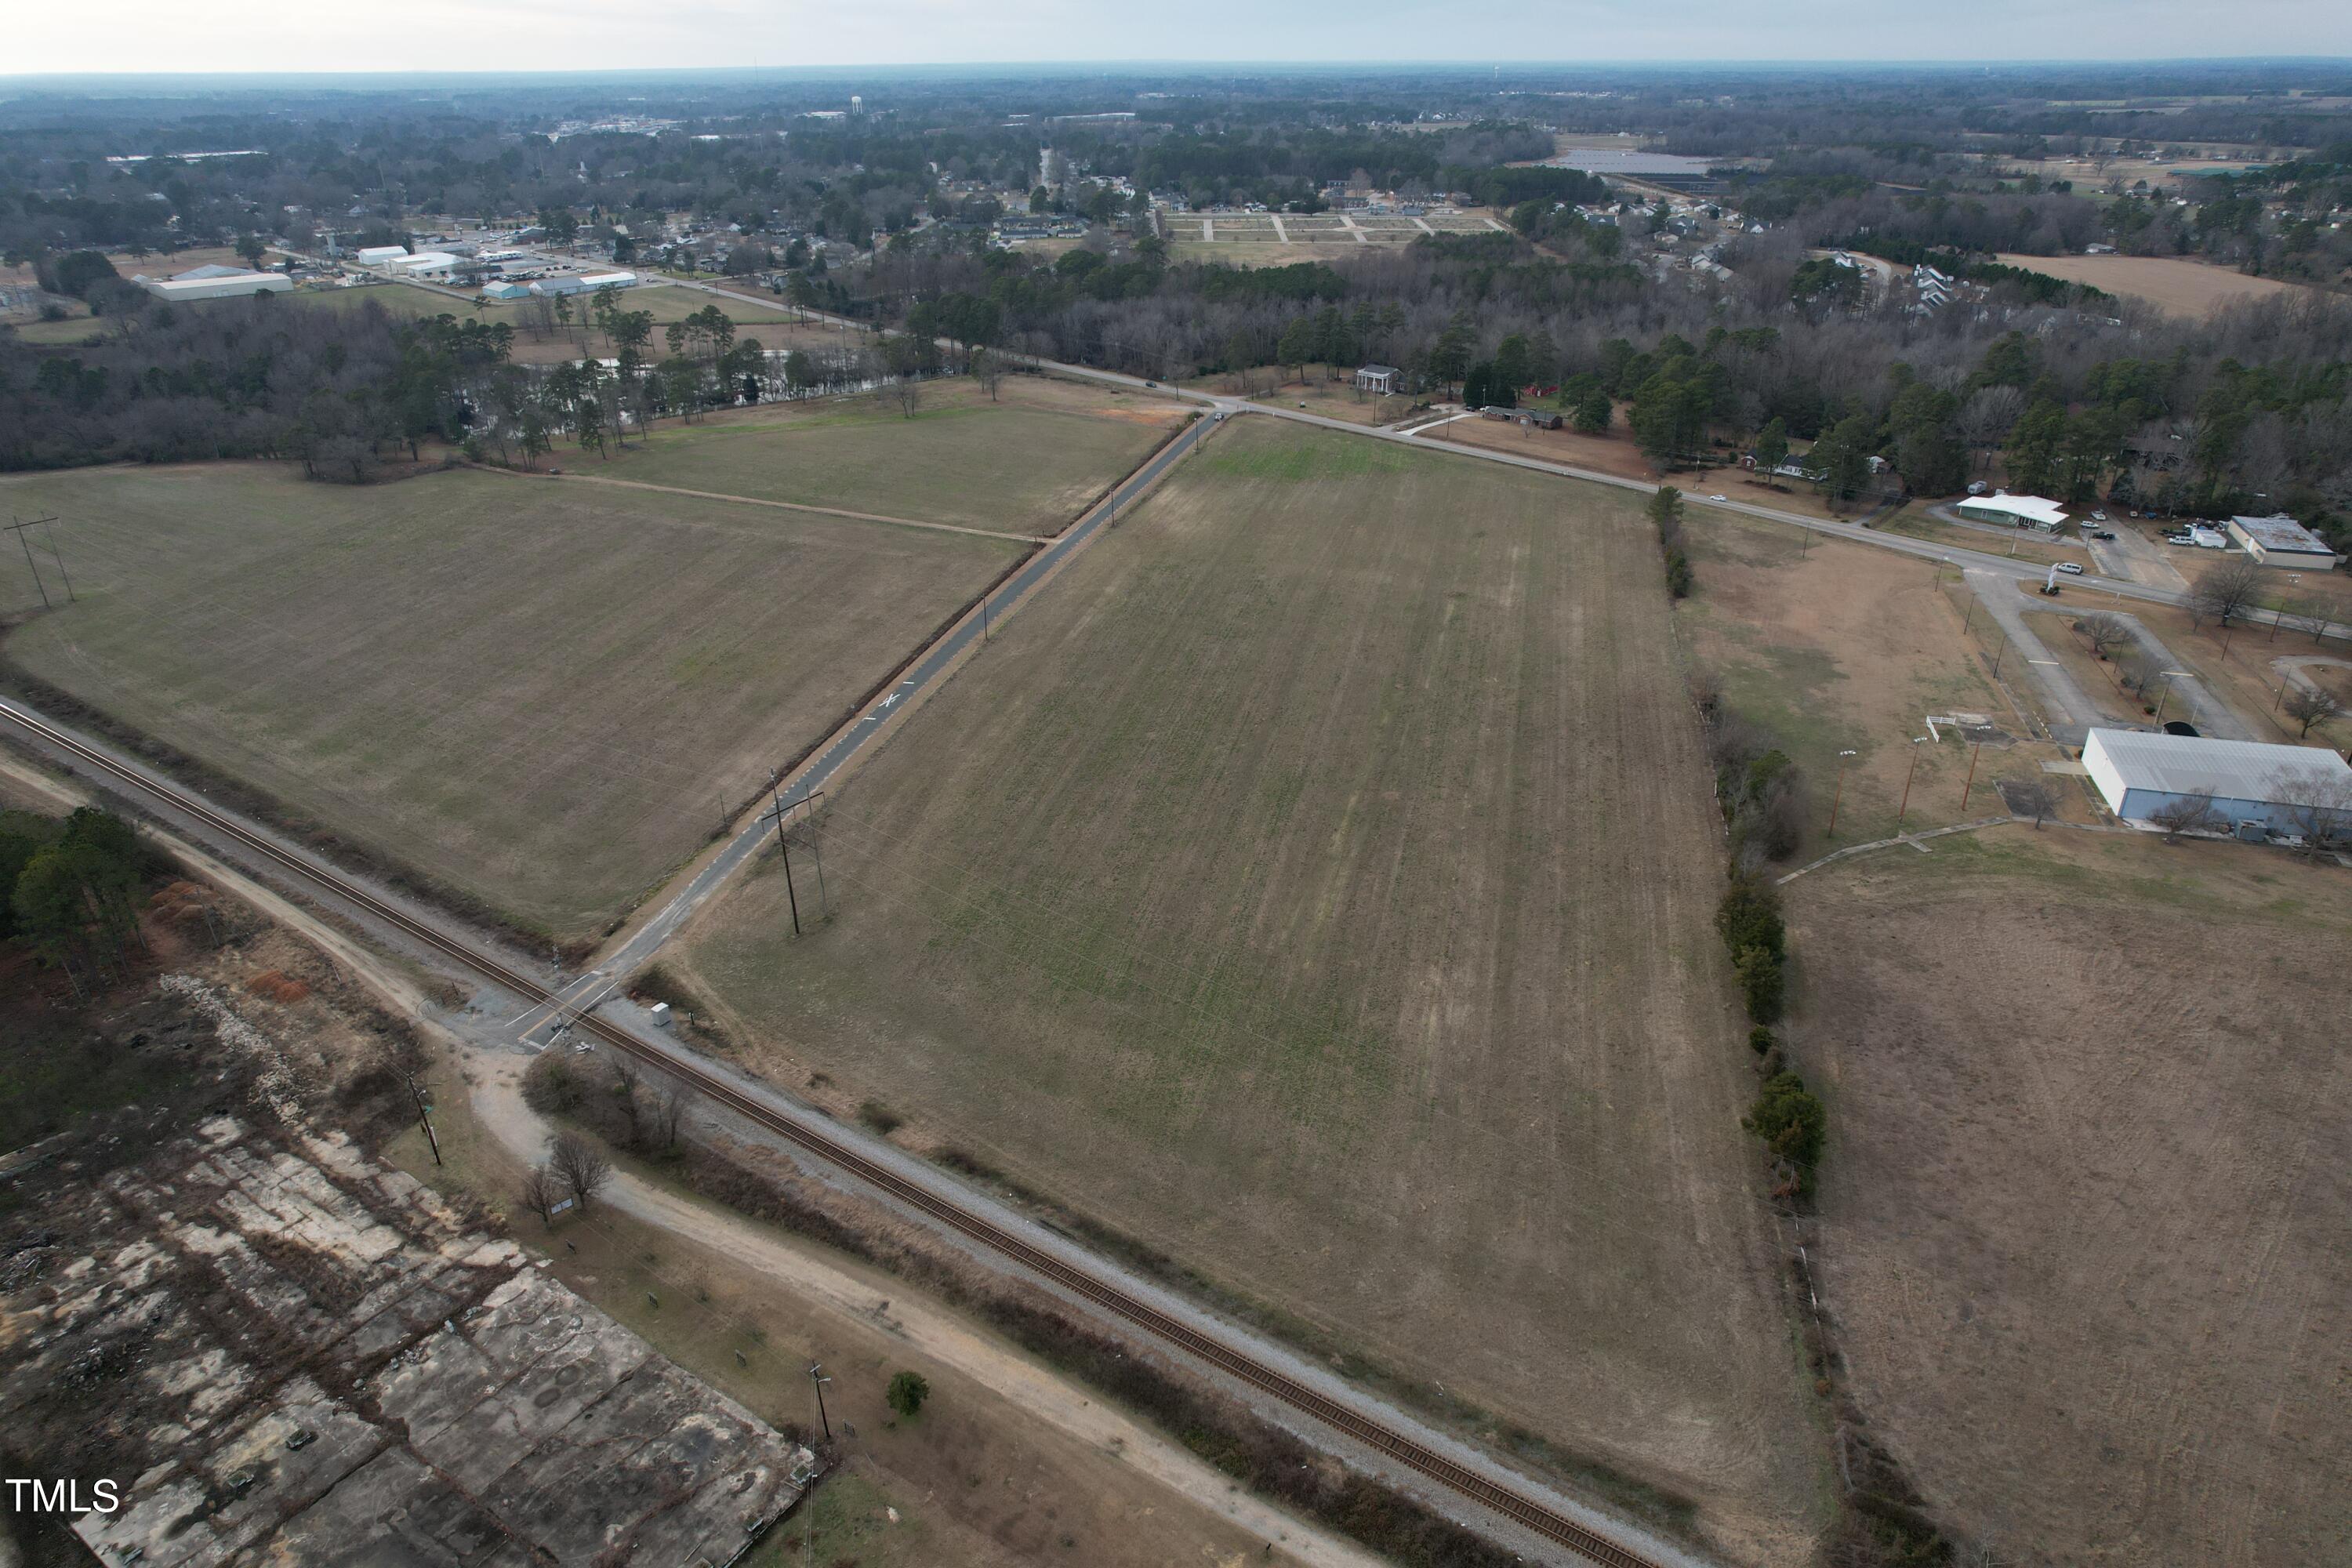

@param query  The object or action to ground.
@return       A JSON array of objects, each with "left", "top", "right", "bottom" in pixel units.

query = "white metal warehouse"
[
  {"left": 1955, "top": 492, "right": 2068, "bottom": 528},
  {"left": 133, "top": 270, "right": 292, "bottom": 302},
  {"left": 2082, "top": 728, "right": 2352, "bottom": 835}
]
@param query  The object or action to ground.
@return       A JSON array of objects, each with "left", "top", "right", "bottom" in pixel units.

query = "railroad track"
[{"left": 4, "top": 698, "right": 1663, "bottom": 1568}]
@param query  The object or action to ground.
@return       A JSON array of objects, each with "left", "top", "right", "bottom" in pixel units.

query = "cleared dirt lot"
[
  {"left": 1788, "top": 828, "right": 2352, "bottom": 1566},
  {"left": 597, "top": 376, "right": 1184, "bottom": 534},
  {"left": 0, "top": 463, "right": 1025, "bottom": 938},
  {"left": 1991, "top": 252, "right": 2323, "bottom": 318},
  {"left": 674, "top": 419, "right": 1824, "bottom": 1563}
]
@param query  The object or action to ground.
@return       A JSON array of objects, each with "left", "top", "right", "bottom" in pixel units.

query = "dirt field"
[
  {"left": 1675, "top": 510, "right": 2020, "bottom": 854},
  {"left": 673, "top": 419, "right": 1824, "bottom": 1563},
  {"left": 1992, "top": 252, "right": 2323, "bottom": 318},
  {"left": 1788, "top": 827, "right": 2352, "bottom": 1565},
  {"left": 0, "top": 463, "right": 1024, "bottom": 939},
  {"left": 597, "top": 376, "right": 1185, "bottom": 534}
]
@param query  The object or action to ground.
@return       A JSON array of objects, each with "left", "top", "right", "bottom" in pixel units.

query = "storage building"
[
  {"left": 1956, "top": 492, "right": 2068, "bottom": 528},
  {"left": 529, "top": 270, "right": 637, "bottom": 297},
  {"left": 2082, "top": 728, "right": 2352, "bottom": 837},
  {"left": 134, "top": 270, "right": 292, "bottom": 302},
  {"left": 354, "top": 245, "right": 409, "bottom": 265},
  {"left": 390, "top": 250, "right": 462, "bottom": 277},
  {"left": 2225, "top": 513, "right": 2339, "bottom": 571}
]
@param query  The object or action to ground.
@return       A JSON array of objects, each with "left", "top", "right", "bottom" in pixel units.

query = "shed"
[{"left": 2081, "top": 728, "right": 2352, "bottom": 836}]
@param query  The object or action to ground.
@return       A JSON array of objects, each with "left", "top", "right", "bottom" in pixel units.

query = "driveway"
[
  {"left": 2102, "top": 612, "right": 2256, "bottom": 740},
  {"left": 1965, "top": 568, "right": 2103, "bottom": 745}
]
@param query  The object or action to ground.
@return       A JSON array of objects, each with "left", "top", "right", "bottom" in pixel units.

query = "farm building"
[
  {"left": 133, "top": 269, "right": 292, "bottom": 302},
  {"left": 478, "top": 281, "right": 531, "bottom": 300},
  {"left": 2225, "top": 513, "right": 2339, "bottom": 571},
  {"left": 1354, "top": 364, "right": 1400, "bottom": 394},
  {"left": 2082, "top": 728, "right": 2352, "bottom": 836},
  {"left": 530, "top": 270, "right": 637, "bottom": 296},
  {"left": 353, "top": 245, "right": 409, "bottom": 265},
  {"left": 1957, "top": 492, "right": 2068, "bottom": 528}
]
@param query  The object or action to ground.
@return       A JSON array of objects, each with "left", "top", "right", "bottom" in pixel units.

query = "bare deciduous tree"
[
  {"left": 651, "top": 1083, "right": 690, "bottom": 1154},
  {"left": 550, "top": 1131, "right": 612, "bottom": 1211},
  {"left": 608, "top": 1056, "right": 644, "bottom": 1148},
  {"left": 2075, "top": 612, "right": 2132, "bottom": 662},
  {"left": 2151, "top": 793, "right": 2218, "bottom": 841},
  {"left": 2282, "top": 682, "right": 2343, "bottom": 739},
  {"left": 2186, "top": 557, "right": 2265, "bottom": 628},
  {"left": 2004, "top": 775, "right": 2062, "bottom": 828},
  {"left": 2270, "top": 768, "right": 2352, "bottom": 858},
  {"left": 520, "top": 1164, "right": 564, "bottom": 1227}
]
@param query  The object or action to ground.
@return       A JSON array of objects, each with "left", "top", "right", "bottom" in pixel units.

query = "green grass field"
[
  {"left": 0, "top": 463, "right": 1026, "bottom": 939},
  {"left": 594, "top": 379, "right": 1181, "bottom": 535},
  {"left": 673, "top": 419, "right": 1821, "bottom": 1558}
]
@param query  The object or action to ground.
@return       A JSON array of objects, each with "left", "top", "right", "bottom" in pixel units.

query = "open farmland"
[
  {"left": 1788, "top": 829, "right": 2352, "bottom": 1566},
  {"left": 1991, "top": 252, "right": 2321, "bottom": 318},
  {"left": 673, "top": 419, "right": 1823, "bottom": 1563},
  {"left": 0, "top": 463, "right": 1026, "bottom": 938},
  {"left": 597, "top": 377, "right": 1185, "bottom": 535}
]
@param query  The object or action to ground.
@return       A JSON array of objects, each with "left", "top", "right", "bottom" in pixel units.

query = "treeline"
[{"left": 3, "top": 808, "right": 154, "bottom": 996}]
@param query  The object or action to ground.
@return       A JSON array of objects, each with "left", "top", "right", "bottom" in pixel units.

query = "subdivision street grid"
[{"left": 5, "top": 289, "right": 2336, "bottom": 1568}]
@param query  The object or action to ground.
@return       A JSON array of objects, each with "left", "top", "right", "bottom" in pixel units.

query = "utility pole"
[
  {"left": 761, "top": 789, "right": 822, "bottom": 931},
  {"left": 1827, "top": 750, "right": 1858, "bottom": 835},
  {"left": 1895, "top": 738, "right": 1926, "bottom": 836},
  {"left": 808, "top": 1363, "right": 833, "bottom": 1443},
  {"left": 36, "top": 515, "right": 71, "bottom": 601},
  {"left": 7, "top": 516, "right": 52, "bottom": 610},
  {"left": 398, "top": 1065, "right": 442, "bottom": 1167},
  {"left": 1959, "top": 739, "right": 1983, "bottom": 812}
]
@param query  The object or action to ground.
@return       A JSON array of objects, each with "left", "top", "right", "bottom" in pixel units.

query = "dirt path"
[
  {"left": 466, "top": 461, "right": 1053, "bottom": 543},
  {"left": 462, "top": 1064, "right": 1386, "bottom": 1568}
]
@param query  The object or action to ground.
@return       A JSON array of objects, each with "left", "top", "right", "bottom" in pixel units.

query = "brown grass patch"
[{"left": 244, "top": 969, "right": 312, "bottom": 1004}]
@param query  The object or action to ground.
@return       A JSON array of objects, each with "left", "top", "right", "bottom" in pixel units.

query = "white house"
[
  {"left": 1955, "top": 492, "right": 2068, "bottom": 528},
  {"left": 2225, "top": 513, "right": 2339, "bottom": 571},
  {"left": 1353, "top": 363, "right": 1400, "bottom": 394},
  {"left": 2082, "top": 728, "right": 2352, "bottom": 837}
]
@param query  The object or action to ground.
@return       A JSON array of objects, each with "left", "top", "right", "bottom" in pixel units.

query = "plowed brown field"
[
  {"left": 1789, "top": 827, "right": 2352, "bottom": 1566},
  {"left": 675, "top": 419, "right": 1824, "bottom": 1563}
]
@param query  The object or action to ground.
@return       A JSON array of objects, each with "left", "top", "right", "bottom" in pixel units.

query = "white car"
[
  {"left": 1708, "top": 493, "right": 1728, "bottom": 502},
  {"left": 2055, "top": 561, "right": 2085, "bottom": 575}
]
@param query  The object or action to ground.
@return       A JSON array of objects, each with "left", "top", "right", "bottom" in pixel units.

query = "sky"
[{"left": 9, "top": 0, "right": 2352, "bottom": 75}]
